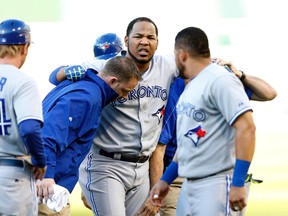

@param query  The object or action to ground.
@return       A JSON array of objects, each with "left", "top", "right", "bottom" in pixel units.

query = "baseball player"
[
  {"left": 49, "top": 18, "right": 276, "bottom": 216},
  {"left": 150, "top": 26, "right": 257, "bottom": 215},
  {"left": 49, "top": 17, "right": 177, "bottom": 216},
  {"left": 159, "top": 59, "right": 276, "bottom": 216},
  {"left": 82, "top": 32, "right": 127, "bottom": 210},
  {"left": 36, "top": 56, "right": 141, "bottom": 215},
  {"left": 0, "top": 18, "right": 47, "bottom": 216}
]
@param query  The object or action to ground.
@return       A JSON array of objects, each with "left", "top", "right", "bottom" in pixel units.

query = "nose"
[{"left": 140, "top": 37, "right": 149, "bottom": 44}]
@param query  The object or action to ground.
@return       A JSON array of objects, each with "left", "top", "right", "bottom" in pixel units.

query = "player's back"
[{"left": 0, "top": 64, "right": 42, "bottom": 157}]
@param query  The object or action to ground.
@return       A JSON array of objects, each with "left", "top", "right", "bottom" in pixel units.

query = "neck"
[
  {"left": 185, "top": 57, "right": 211, "bottom": 79},
  {"left": 0, "top": 57, "right": 21, "bottom": 68}
]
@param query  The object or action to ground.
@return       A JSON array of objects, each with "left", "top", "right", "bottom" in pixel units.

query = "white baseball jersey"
[
  {"left": 82, "top": 54, "right": 178, "bottom": 156},
  {"left": 0, "top": 64, "right": 43, "bottom": 157},
  {"left": 176, "top": 63, "right": 252, "bottom": 178}
]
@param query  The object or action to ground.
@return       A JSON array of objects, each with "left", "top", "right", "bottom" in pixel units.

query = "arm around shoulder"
[{"left": 241, "top": 74, "right": 277, "bottom": 101}]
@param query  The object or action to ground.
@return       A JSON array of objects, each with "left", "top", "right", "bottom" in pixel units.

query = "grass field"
[{"left": 69, "top": 131, "right": 288, "bottom": 216}]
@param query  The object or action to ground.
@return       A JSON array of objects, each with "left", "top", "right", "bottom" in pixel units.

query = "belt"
[
  {"left": 187, "top": 173, "right": 218, "bottom": 181},
  {"left": 99, "top": 149, "right": 149, "bottom": 163},
  {"left": 0, "top": 159, "right": 24, "bottom": 168}
]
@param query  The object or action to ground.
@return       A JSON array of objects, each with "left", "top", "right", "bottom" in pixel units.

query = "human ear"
[
  {"left": 179, "top": 49, "right": 187, "bottom": 63},
  {"left": 109, "top": 77, "right": 119, "bottom": 87}
]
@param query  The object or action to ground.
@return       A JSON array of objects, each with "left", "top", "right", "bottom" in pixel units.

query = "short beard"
[
  {"left": 127, "top": 48, "right": 153, "bottom": 65},
  {"left": 177, "top": 64, "right": 186, "bottom": 79}
]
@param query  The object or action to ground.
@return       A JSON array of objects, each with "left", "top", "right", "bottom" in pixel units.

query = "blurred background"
[{"left": 1, "top": 0, "right": 287, "bottom": 215}]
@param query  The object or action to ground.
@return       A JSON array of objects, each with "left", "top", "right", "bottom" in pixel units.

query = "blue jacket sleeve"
[{"left": 49, "top": 65, "right": 67, "bottom": 85}]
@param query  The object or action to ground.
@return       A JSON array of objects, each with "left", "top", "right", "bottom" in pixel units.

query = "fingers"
[
  {"left": 230, "top": 194, "right": 247, "bottom": 211},
  {"left": 135, "top": 198, "right": 160, "bottom": 216},
  {"left": 230, "top": 201, "right": 246, "bottom": 212},
  {"left": 212, "top": 57, "right": 233, "bottom": 67},
  {"left": 36, "top": 178, "right": 55, "bottom": 202},
  {"left": 153, "top": 194, "right": 159, "bottom": 199},
  {"left": 81, "top": 191, "right": 92, "bottom": 210}
]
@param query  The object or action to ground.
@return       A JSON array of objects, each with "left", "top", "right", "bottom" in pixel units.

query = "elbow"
[
  {"left": 257, "top": 88, "right": 277, "bottom": 101},
  {"left": 268, "top": 89, "right": 277, "bottom": 100},
  {"left": 247, "top": 122, "right": 256, "bottom": 140},
  {"left": 264, "top": 86, "right": 278, "bottom": 101}
]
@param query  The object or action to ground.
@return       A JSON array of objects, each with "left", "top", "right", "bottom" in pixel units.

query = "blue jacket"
[
  {"left": 159, "top": 77, "right": 253, "bottom": 167},
  {"left": 42, "top": 69, "right": 118, "bottom": 192}
]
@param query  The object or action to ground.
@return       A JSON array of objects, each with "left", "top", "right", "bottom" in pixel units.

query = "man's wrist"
[
  {"left": 239, "top": 70, "right": 246, "bottom": 82},
  {"left": 232, "top": 159, "right": 251, "bottom": 187}
]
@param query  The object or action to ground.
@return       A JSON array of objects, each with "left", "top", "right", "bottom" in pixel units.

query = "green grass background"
[{"left": 69, "top": 132, "right": 288, "bottom": 216}]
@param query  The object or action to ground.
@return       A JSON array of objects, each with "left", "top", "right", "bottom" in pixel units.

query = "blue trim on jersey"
[
  {"left": 160, "top": 77, "right": 253, "bottom": 166},
  {"left": 226, "top": 175, "right": 231, "bottom": 216},
  {"left": 19, "top": 119, "right": 46, "bottom": 168},
  {"left": 229, "top": 107, "right": 253, "bottom": 126},
  {"left": 42, "top": 69, "right": 118, "bottom": 192},
  {"left": 85, "top": 152, "right": 99, "bottom": 216}
]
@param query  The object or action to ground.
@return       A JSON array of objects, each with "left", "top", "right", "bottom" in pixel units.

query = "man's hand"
[
  {"left": 212, "top": 57, "right": 242, "bottom": 78},
  {"left": 36, "top": 178, "right": 55, "bottom": 202},
  {"left": 81, "top": 191, "right": 91, "bottom": 210},
  {"left": 64, "top": 65, "right": 86, "bottom": 82},
  {"left": 229, "top": 186, "right": 247, "bottom": 212},
  {"left": 135, "top": 197, "right": 161, "bottom": 216},
  {"left": 136, "top": 180, "right": 170, "bottom": 215},
  {"left": 16, "top": 155, "right": 47, "bottom": 181}
]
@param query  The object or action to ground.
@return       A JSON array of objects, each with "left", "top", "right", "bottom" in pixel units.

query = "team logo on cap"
[
  {"left": 185, "top": 125, "right": 206, "bottom": 147},
  {"left": 98, "top": 42, "right": 110, "bottom": 53},
  {"left": 152, "top": 105, "right": 165, "bottom": 124}
]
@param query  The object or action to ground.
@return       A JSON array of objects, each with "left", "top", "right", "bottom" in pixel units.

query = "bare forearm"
[
  {"left": 234, "top": 112, "right": 256, "bottom": 161},
  {"left": 213, "top": 58, "right": 277, "bottom": 101},
  {"left": 242, "top": 74, "right": 277, "bottom": 101},
  {"left": 56, "top": 67, "right": 67, "bottom": 82},
  {"left": 149, "top": 144, "right": 166, "bottom": 188}
]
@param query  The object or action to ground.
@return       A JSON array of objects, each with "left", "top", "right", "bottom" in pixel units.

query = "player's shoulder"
[
  {"left": 200, "top": 64, "right": 241, "bottom": 92},
  {"left": 153, "top": 53, "right": 175, "bottom": 64},
  {"left": 202, "top": 63, "right": 232, "bottom": 80},
  {"left": 82, "top": 58, "right": 107, "bottom": 71},
  {"left": 0, "top": 64, "right": 36, "bottom": 84}
]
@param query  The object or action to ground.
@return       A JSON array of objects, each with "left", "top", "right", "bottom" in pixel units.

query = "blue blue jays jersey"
[{"left": 42, "top": 70, "right": 118, "bottom": 192}]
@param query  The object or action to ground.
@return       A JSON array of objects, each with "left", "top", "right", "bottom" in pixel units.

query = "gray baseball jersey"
[
  {"left": 0, "top": 64, "right": 43, "bottom": 216},
  {"left": 176, "top": 63, "right": 252, "bottom": 178},
  {"left": 83, "top": 54, "right": 178, "bottom": 156},
  {"left": 0, "top": 64, "right": 43, "bottom": 157}
]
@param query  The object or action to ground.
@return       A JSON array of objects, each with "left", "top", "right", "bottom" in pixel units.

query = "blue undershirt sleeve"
[
  {"left": 244, "top": 86, "right": 253, "bottom": 99},
  {"left": 18, "top": 119, "right": 46, "bottom": 168}
]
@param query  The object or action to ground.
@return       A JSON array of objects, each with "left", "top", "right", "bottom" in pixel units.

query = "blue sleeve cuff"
[
  {"left": 160, "top": 161, "right": 178, "bottom": 184},
  {"left": 232, "top": 159, "right": 251, "bottom": 187},
  {"left": 49, "top": 65, "right": 67, "bottom": 85}
]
